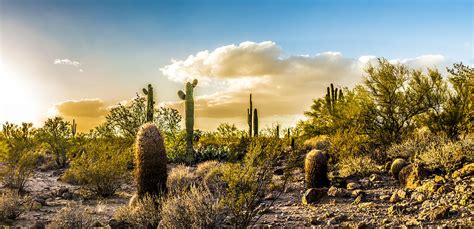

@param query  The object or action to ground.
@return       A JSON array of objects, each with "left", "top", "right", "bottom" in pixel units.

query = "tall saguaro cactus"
[
  {"left": 178, "top": 79, "right": 198, "bottom": 158},
  {"left": 253, "top": 108, "right": 258, "bottom": 137},
  {"left": 143, "top": 84, "right": 155, "bottom": 122},
  {"left": 247, "top": 94, "right": 253, "bottom": 137},
  {"left": 325, "top": 83, "right": 343, "bottom": 114},
  {"left": 71, "top": 119, "right": 77, "bottom": 137}
]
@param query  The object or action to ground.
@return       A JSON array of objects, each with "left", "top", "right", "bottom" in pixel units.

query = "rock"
[
  {"left": 391, "top": 158, "right": 408, "bottom": 178},
  {"left": 327, "top": 214, "right": 347, "bottom": 225},
  {"left": 411, "top": 192, "right": 425, "bottom": 203},
  {"left": 91, "top": 221, "right": 102, "bottom": 227},
  {"left": 61, "top": 192, "right": 73, "bottom": 200},
  {"left": 351, "top": 189, "right": 365, "bottom": 198},
  {"left": 274, "top": 168, "right": 284, "bottom": 176},
  {"left": 302, "top": 188, "right": 327, "bottom": 205},
  {"left": 346, "top": 182, "right": 360, "bottom": 190},
  {"left": 380, "top": 194, "right": 390, "bottom": 201},
  {"left": 57, "top": 187, "right": 69, "bottom": 196},
  {"left": 33, "top": 196, "right": 47, "bottom": 206},
  {"left": 390, "top": 189, "right": 407, "bottom": 203},
  {"left": 388, "top": 205, "right": 405, "bottom": 216},
  {"left": 426, "top": 205, "right": 450, "bottom": 221},
  {"left": 108, "top": 219, "right": 132, "bottom": 229},
  {"left": 358, "top": 202, "right": 375, "bottom": 208},
  {"left": 327, "top": 186, "right": 348, "bottom": 198},
  {"left": 31, "top": 221, "right": 46, "bottom": 229},
  {"left": 398, "top": 163, "right": 427, "bottom": 189},
  {"left": 416, "top": 180, "right": 439, "bottom": 194},
  {"left": 369, "top": 174, "right": 380, "bottom": 182},
  {"left": 358, "top": 178, "right": 370, "bottom": 187},
  {"left": 451, "top": 163, "right": 474, "bottom": 179},
  {"left": 434, "top": 175, "right": 446, "bottom": 184},
  {"left": 353, "top": 194, "right": 365, "bottom": 205}
]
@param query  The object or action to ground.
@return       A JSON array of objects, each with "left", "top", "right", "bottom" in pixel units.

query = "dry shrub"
[
  {"left": 303, "top": 135, "right": 330, "bottom": 151},
  {"left": 417, "top": 138, "right": 473, "bottom": 173},
  {"left": 386, "top": 131, "right": 448, "bottom": 160},
  {"left": 113, "top": 194, "right": 161, "bottom": 228},
  {"left": 49, "top": 203, "right": 93, "bottom": 229},
  {"left": 166, "top": 164, "right": 196, "bottom": 194},
  {"left": 195, "top": 160, "right": 220, "bottom": 179},
  {"left": 338, "top": 155, "right": 381, "bottom": 178},
  {"left": 0, "top": 192, "right": 32, "bottom": 221},
  {"left": 328, "top": 129, "right": 369, "bottom": 162},
  {"left": 160, "top": 186, "right": 225, "bottom": 228}
]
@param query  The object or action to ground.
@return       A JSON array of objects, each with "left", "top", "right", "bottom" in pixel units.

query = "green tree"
[
  {"left": 157, "top": 107, "right": 182, "bottom": 135},
  {"left": 37, "top": 117, "right": 72, "bottom": 168}
]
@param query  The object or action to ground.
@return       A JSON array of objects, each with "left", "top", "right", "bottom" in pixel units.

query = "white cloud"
[{"left": 53, "top": 58, "right": 81, "bottom": 67}]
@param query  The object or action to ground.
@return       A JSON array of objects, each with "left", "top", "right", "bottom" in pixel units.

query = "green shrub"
[
  {"left": 338, "top": 155, "right": 381, "bottom": 178},
  {"left": 386, "top": 130, "right": 448, "bottom": 160},
  {"left": 160, "top": 186, "right": 225, "bottom": 228},
  {"left": 417, "top": 138, "right": 473, "bottom": 173}
]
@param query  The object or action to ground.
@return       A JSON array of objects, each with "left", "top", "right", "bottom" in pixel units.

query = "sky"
[{"left": 0, "top": 0, "right": 472, "bottom": 131}]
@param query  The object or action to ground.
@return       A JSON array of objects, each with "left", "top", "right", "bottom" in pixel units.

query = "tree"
[
  {"left": 37, "top": 117, "right": 72, "bottom": 168},
  {"left": 157, "top": 107, "right": 182, "bottom": 135}
]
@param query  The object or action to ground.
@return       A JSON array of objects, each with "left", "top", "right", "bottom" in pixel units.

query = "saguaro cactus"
[
  {"left": 142, "top": 84, "right": 155, "bottom": 122},
  {"left": 325, "top": 83, "right": 343, "bottom": 114},
  {"left": 71, "top": 119, "right": 77, "bottom": 137},
  {"left": 134, "top": 123, "right": 167, "bottom": 197},
  {"left": 253, "top": 108, "right": 258, "bottom": 137},
  {"left": 178, "top": 79, "right": 198, "bottom": 158},
  {"left": 247, "top": 94, "right": 253, "bottom": 137},
  {"left": 275, "top": 124, "right": 280, "bottom": 139}
]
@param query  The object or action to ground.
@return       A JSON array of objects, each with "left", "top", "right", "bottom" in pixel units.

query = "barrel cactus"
[
  {"left": 390, "top": 158, "right": 408, "bottom": 179},
  {"left": 134, "top": 123, "right": 167, "bottom": 197},
  {"left": 304, "top": 149, "right": 330, "bottom": 188}
]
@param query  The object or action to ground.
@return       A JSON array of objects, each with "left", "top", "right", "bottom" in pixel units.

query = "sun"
[{"left": 0, "top": 61, "right": 41, "bottom": 125}]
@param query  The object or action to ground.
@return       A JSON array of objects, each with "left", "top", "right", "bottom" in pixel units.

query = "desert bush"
[
  {"left": 166, "top": 164, "right": 196, "bottom": 194},
  {"left": 195, "top": 160, "right": 220, "bottom": 179},
  {"left": 0, "top": 192, "right": 32, "bottom": 222},
  {"left": 328, "top": 128, "right": 369, "bottom": 162},
  {"left": 386, "top": 130, "right": 448, "bottom": 160},
  {"left": 62, "top": 140, "right": 129, "bottom": 197},
  {"left": 0, "top": 122, "right": 38, "bottom": 193},
  {"left": 303, "top": 135, "right": 330, "bottom": 151},
  {"left": 195, "top": 124, "right": 248, "bottom": 162},
  {"left": 417, "top": 138, "right": 474, "bottom": 173},
  {"left": 338, "top": 155, "right": 381, "bottom": 178},
  {"left": 49, "top": 203, "right": 93, "bottom": 229},
  {"left": 36, "top": 117, "right": 73, "bottom": 168},
  {"left": 160, "top": 186, "right": 225, "bottom": 228},
  {"left": 113, "top": 194, "right": 161, "bottom": 228}
]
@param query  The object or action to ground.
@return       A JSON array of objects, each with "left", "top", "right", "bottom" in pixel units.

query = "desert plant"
[
  {"left": 142, "top": 84, "right": 156, "bottom": 123},
  {"left": 113, "top": 194, "right": 161, "bottom": 228},
  {"left": 166, "top": 164, "right": 196, "bottom": 194},
  {"left": 325, "top": 83, "right": 343, "bottom": 114},
  {"left": 417, "top": 138, "right": 473, "bottom": 173},
  {"left": 134, "top": 123, "right": 167, "bottom": 197},
  {"left": 36, "top": 117, "right": 72, "bottom": 168},
  {"left": 160, "top": 186, "right": 225, "bottom": 228},
  {"left": 386, "top": 130, "right": 448, "bottom": 160},
  {"left": 178, "top": 79, "right": 198, "bottom": 161},
  {"left": 338, "top": 155, "right": 381, "bottom": 178},
  {"left": 390, "top": 158, "right": 408, "bottom": 179},
  {"left": 253, "top": 108, "right": 259, "bottom": 137},
  {"left": 304, "top": 149, "right": 329, "bottom": 188},
  {"left": 48, "top": 203, "right": 93, "bottom": 229},
  {"left": 0, "top": 192, "right": 32, "bottom": 222}
]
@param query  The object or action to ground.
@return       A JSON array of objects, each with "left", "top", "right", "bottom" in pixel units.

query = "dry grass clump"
[
  {"left": 160, "top": 186, "right": 225, "bottom": 228},
  {"left": 195, "top": 160, "right": 220, "bottom": 179},
  {"left": 0, "top": 192, "right": 32, "bottom": 221},
  {"left": 386, "top": 131, "right": 448, "bottom": 160},
  {"left": 48, "top": 203, "right": 93, "bottom": 229},
  {"left": 417, "top": 138, "right": 473, "bottom": 173},
  {"left": 113, "top": 194, "right": 161, "bottom": 228},
  {"left": 303, "top": 135, "right": 330, "bottom": 151},
  {"left": 166, "top": 164, "right": 197, "bottom": 194},
  {"left": 338, "top": 155, "right": 381, "bottom": 178}
]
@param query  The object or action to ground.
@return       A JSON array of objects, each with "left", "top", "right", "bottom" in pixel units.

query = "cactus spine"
[
  {"left": 142, "top": 84, "right": 155, "bottom": 122},
  {"left": 247, "top": 94, "right": 253, "bottom": 137},
  {"left": 134, "top": 123, "right": 167, "bottom": 197},
  {"left": 71, "top": 119, "right": 77, "bottom": 137},
  {"left": 304, "top": 149, "right": 330, "bottom": 188},
  {"left": 325, "top": 83, "right": 343, "bottom": 114},
  {"left": 178, "top": 79, "right": 198, "bottom": 158},
  {"left": 253, "top": 108, "right": 258, "bottom": 137}
]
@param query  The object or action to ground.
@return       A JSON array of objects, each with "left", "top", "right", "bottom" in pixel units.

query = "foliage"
[
  {"left": 113, "top": 194, "right": 161, "bottom": 228},
  {"left": 49, "top": 204, "right": 93, "bottom": 229},
  {"left": 0, "top": 191, "right": 32, "bottom": 221},
  {"left": 166, "top": 164, "right": 196, "bottom": 194},
  {"left": 416, "top": 137, "right": 473, "bottom": 173},
  {"left": 157, "top": 107, "right": 182, "bottom": 134},
  {"left": 0, "top": 122, "right": 38, "bottom": 192},
  {"left": 36, "top": 117, "right": 72, "bottom": 168},
  {"left": 386, "top": 130, "right": 448, "bottom": 160},
  {"left": 338, "top": 155, "right": 381, "bottom": 178},
  {"left": 328, "top": 128, "right": 370, "bottom": 161},
  {"left": 62, "top": 139, "right": 130, "bottom": 197},
  {"left": 195, "top": 123, "right": 248, "bottom": 162},
  {"left": 160, "top": 186, "right": 225, "bottom": 228}
]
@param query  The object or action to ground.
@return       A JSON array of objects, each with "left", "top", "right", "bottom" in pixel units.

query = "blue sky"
[{"left": 0, "top": 0, "right": 472, "bottom": 130}]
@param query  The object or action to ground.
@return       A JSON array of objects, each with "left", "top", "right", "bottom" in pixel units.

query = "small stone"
[
  {"left": 434, "top": 175, "right": 446, "bottom": 184},
  {"left": 351, "top": 189, "right": 364, "bottom": 198},
  {"left": 274, "top": 168, "right": 284, "bottom": 176},
  {"left": 347, "top": 182, "right": 360, "bottom": 190},
  {"left": 302, "top": 188, "right": 327, "bottom": 205},
  {"left": 451, "top": 163, "right": 473, "bottom": 179},
  {"left": 427, "top": 205, "right": 450, "bottom": 221},
  {"left": 327, "top": 186, "right": 348, "bottom": 198},
  {"left": 61, "top": 192, "right": 73, "bottom": 200},
  {"left": 358, "top": 202, "right": 375, "bottom": 208},
  {"left": 352, "top": 195, "right": 365, "bottom": 205},
  {"left": 388, "top": 205, "right": 405, "bottom": 216},
  {"left": 380, "top": 194, "right": 390, "bottom": 201},
  {"left": 369, "top": 174, "right": 380, "bottom": 182},
  {"left": 411, "top": 192, "right": 425, "bottom": 203}
]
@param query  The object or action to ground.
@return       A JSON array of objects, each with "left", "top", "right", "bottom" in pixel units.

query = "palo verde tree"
[{"left": 36, "top": 117, "right": 72, "bottom": 168}]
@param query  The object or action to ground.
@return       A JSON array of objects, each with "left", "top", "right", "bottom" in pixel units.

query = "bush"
[
  {"left": 303, "top": 135, "right": 330, "bottom": 151},
  {"left": 338, "top": 155, "right": 381, "bottom": 178},
  {"left": 166, "top": 164, "right": 196, "bottom": 194},
  {"left": 113, "top": 194, "right": 161, "bottom": 228},
  {"left": 49, "top": 204, "right": 93, "bottom": 229},
  {"left": 328, "top": 128, "right": 369, "bottom": 162},
  {"left": 62, "top": 140, "right": 129, "bottom": 197},
  {"left": 417, "top": 138, "right": 473, "bottom": 173},
  {"left": 386, "top": 130, "right": 448, "bottom": 160},
  {"left": 0, "top": 192, "right": 32, "bottom": 222},
  {"left": 160, "top": 186, "right": 225, "bottom": 228}
]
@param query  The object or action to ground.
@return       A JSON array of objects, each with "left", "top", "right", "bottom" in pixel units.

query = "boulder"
[
  {"left": 346, "top": 182, "right": 361, "bottom": 190},
  {"left": 302, "top": 188, "right": 328, "bottom": 205},
  {"left": 398, "top": 164, "right": 427, "bottom": 189},
  {"left": 327, "top": 186, "right": 349, "bottom": 198},
  {"left": 452, "top": 163, "right": 474, "bottom": 179}
]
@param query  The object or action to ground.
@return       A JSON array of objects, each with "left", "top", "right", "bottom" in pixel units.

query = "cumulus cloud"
[
  {"left": 53, "top": 58, "right": 81, "bottom": 67},
  {"left": 161, "top": 41, "right": 451, "bottom": 129},
  {"left": 52, "top": 99, "right": 108, "bottom": 132}
]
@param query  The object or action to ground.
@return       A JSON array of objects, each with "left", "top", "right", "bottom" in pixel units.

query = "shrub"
[
  {"left": 49, "top": 204, "right": 93, "bottom": 229},
  {"left": 62, "top": 140, "right": 129, "bottom": 197},
  {"left": 166, "top": 164, "right": 196, "bottom": 194},
  {"left": 338, "top": 155, "right": 381, "bottom": 178},
  {"left": 135, "top": 123, "right": 167, "bottom": 197},
  {"left": 113, "top": 194, "right": 161, "bottom": 228},
  {"left": 195, "top": 160, "right": 220, "bottom": 179},
  {"left": 417, "top": 138, "right": 474, "bottom": 173},
  {"left": 303, "top": 135, "right": 330, "bottom": 151},
  {"left": 0, "top": 192, "right": 32, "bottom": 221},
  {"left": 328, "top": 128, "right": 369, "bottom": 161},
  {"left": 160, "top": 186, "right": 225, "bottom": 228},
  {"left": 386, "top": 131, "right": 448, "bottom": 160}
]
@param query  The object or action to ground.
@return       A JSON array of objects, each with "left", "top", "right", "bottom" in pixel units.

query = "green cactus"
[
  {"left": 178, "top": 79, "right": 198, "bottom": 159},
  {"left": 304, "top": 149, "right": 330, "bottom": 188},
  {"left": 253, "top": 108, "right": 258, "bottom": 137},
  {"left": 71, "top": 119, "right": 77, "bottom": 137},
  {"left": 390, "top": 158, "right": 408, "bottom": 179},
  {"left": 134, "top": 123, "right": 167, "bottom": 197},
  {"left": 142, "top": 84, "right": 155, "bottom": 122},
  {"left": 247, "top": 94, "right": 253, "bottom": 137},
  {"left": 325, "top": 83, "right": 343, "bottom": 114},
  {"left": 275, "top": 124, "right": 280, "bottom": 138}
]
